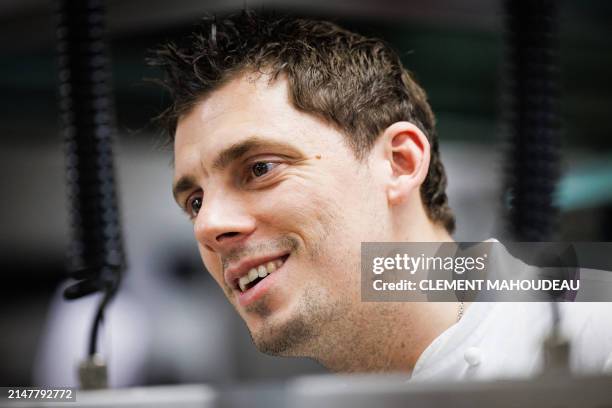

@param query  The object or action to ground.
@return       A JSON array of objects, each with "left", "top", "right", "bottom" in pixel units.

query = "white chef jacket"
[
  {"left": 410, "top": 239, "right": 612, "bottom": 381},
  {"left": 410, "top": 301, "right": 612, "bottom": 382}
]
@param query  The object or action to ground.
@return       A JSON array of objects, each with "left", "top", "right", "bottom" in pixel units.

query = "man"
[{"left": 150, "top": 10, "right": 612, "bottom": 379}]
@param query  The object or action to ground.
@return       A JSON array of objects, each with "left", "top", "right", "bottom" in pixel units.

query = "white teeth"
[
  {"left": 237, "top": 256, "right": 287, "bottom": 292},
  {"left": 266, "top": 261, "right": 277, "bottom": 273},
  {"left": 239, "top": 276, "right": 249, "bottom": 292}
]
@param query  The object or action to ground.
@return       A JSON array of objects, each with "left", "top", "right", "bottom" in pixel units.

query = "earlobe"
[{"left": 383, "top": 122, "right": 431, "bottom": 206}]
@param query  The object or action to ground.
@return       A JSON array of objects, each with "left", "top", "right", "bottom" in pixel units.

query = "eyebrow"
[
  {"left": 172, "top": 136, "right": 298, "bottom": 204},
  {"left": 172, "top": 175, "right": 198, "bottom": 205},
  {"left": 212, "top": 137, "right": 273, "bottom": 171}
]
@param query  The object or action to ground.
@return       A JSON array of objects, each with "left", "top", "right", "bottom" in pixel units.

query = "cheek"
[
  {"left": 269, "top": 180, "right": 360, "bottom": 266},
  {"left": 252, "top": 178, "right": 341, "bottom": 240}
]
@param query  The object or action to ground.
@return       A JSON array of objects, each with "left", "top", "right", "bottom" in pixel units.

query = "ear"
[{"left": 382, "top": 121, "right": 431, "bottom": 206}]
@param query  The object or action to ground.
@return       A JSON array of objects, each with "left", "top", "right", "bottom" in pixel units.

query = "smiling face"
[{"left": 173, "top": 73, "right": 391, "bottom": 356}]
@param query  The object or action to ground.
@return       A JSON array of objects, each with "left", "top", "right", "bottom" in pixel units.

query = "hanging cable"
[
  {"left": 503, "top": 0, "right": 569, "bottom": 374},
  {"left": 502, "top": 0, "right": 561, "bottom": 242},
  {"left": 56, "top": 0, "right": 125, "bottom": 364}
]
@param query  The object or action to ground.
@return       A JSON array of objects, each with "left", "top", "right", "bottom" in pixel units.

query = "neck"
[{"left": 313, "top": 301, "right": 461, "bottom": 373}]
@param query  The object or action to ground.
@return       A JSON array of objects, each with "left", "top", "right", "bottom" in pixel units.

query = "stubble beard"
[
  {"left": 248, "top": 283, "right": 345, "bottom": 357},
  {"left": 247, "top": 283, "right": 401, "bottom": 374},
  {"left": 245, "top": 227, "right": 352, "bottom": 360},
  {"left": 221, "top": 231, "right": 344, "bottom": 357}
]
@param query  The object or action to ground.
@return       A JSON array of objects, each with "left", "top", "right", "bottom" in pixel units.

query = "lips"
[
  {"left": 232, "top": 253, "right": 291, "bottom": 308},
  {"left": 237, "top": 257, "right": 285, "bottom": 292},
  {"left": 224, "top": 252, "right": 290, "bottom": 293}
]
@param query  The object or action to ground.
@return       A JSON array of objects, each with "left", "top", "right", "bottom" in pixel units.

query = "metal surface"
[
  {"left": 4, "top": 373, "right": 611, "bottom": 408},
  {"left": 290, "top": 373, "right": 612, "bottom": 408}
]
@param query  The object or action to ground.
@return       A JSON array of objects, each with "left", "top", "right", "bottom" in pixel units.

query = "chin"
[
  {"left": 247, "top": 283, "right": 340, "bottom": 357},
  {"left": 249, "top": 296, "right": 330, "bottom": 358},
  {"left": 246, "top": 308, "right": 312, "bottom": 356}
]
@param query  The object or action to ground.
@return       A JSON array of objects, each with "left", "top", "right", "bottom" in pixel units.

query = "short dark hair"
[{"left": 149, "top": 10, "right": 455, "bottom": 233}]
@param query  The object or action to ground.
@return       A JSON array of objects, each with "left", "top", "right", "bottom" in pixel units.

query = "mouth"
[{"left": 234, "top": 253, "right": 290, "bottom": 293}]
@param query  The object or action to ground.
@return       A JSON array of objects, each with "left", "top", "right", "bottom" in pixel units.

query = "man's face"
[{"left": 173, "top": 74, "right": 388, "bottom": 355}]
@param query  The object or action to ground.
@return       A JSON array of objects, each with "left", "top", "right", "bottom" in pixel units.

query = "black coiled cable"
[
  {"left": 56, "top": 0, "right": 125, "bottom": 357},
  {"left": 503, "top": 0, "right": 566, "bottom": 344},
  {"left": 503, "top": 0, "right": 561, "bottom": 242}
]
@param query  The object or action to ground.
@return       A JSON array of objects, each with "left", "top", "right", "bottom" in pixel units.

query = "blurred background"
[{"left": 0, "top": 0, "right": 610, "bottom": 388}]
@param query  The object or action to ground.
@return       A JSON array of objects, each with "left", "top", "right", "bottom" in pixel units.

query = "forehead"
[
  {"left": 183, "top": 73, "right": 282, "bottom": 138},
  {"left": 173, "top": 74, "right": 347, "bottom": 177}
]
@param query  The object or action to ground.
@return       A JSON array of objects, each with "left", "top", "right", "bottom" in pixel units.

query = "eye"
[
  {"left": 186, "top": 195, "right": 202, "bottom": 218},
  {"left": 250, "top": 161, "right": 278, "bottom": 178}
]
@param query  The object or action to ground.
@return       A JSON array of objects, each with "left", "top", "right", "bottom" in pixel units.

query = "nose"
[{"left": 193, "top": 190, "right": 256, "bottom": 252}]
